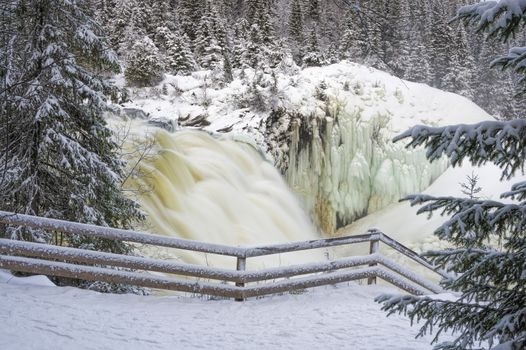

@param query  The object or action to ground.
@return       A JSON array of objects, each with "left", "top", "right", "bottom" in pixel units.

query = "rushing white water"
[{"left": 129, "top": 129, "right": 322, "bottom": 268}]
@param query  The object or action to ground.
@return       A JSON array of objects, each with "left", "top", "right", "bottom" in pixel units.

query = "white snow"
[
  {"left": 118, "top": 62, "right": 489, "bottom": 134},
  {"left": 337, "top": 162, "right": 526, "bottom": 255},
  {"left": 0, "top": 274, "right": 451, "bottom": 349},
  {"left": 0, "top": 269, "right": 55, "bottom": 287}
]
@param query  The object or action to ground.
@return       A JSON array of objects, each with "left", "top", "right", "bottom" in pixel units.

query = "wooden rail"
[{"left": 0, "top": 211, "right": 448, "bottom": 300}]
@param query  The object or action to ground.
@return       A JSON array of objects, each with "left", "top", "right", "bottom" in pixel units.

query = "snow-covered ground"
[
  {"left": 338, "top": 162, "right": 526, "bottom": 254},
  {"left": 0, "top": 270, "right": 448, "bottom": 350},
  {"left": 117, "top": 61, "right": 488, "bottom": 136}
]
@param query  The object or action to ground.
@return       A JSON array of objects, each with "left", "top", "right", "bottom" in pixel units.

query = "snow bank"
[
  {"left": 0, "top": 279, "right": 451, "bottom": 350},
  {"left": 0, "top": 269, "right": 55, "bottom": 287},
  {"left": 337, "top": 163, "right": 525, "bottom": 260}
]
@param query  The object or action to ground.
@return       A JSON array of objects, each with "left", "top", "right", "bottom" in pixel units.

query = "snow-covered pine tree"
[
  {"left": 360, "top": 0, "right": 390, "bottom": 71},
  {"left": 153, "top": 26, "right": 175, "bottom": 55},
  {"left": 178, "top": 0, "right": 204, "bottom": 42},
  {"left": 194, "top": 2, "right": 224, "bottom": 70},
  {"left": 231, "top": 19, "right": 250, "bottom": 69},
  {"left": 208, "top": 4, "right": 229, "bottom": 51},
  {"left": 377, "top": 2, "right": 526, "bottom": 349},
  {"left": 443, "top": 24, "right": 475, "bottom": 99},
  {"left": 90, "top": 0, "right": 114, "bottom": 27},
  {"left": 245, "top": 0, "right": 260, "bottom": 23},
  {"left": 404, "top": 30, "right": 431, "bottom": 83},
  {"left": 0, "top": 0, "right": 142, "bottom": 248},
  {"left": 107, "top": 0, "right": 138, "bottom": 56},
  {"left": 307, "top": 0, "right": 320, "bottom": 22},
  {"left": 288, "top": 0, "right": 305, "bottom": 62},
  {"left": 402, "top": 0, "right": 432, "bottom": 84},
  {"left": 388, "top": 0, "right": 412, "bottom": 78},
  {"left": 257, "top": 2, "right": 278, "bottom": 50},
  {"left": 302, "top": 28, "right": 325, "bottom": 67},
  {"left": 147, "top": 0, "right": 171, "bottom": 35},
  {"left": 428, "top": 1, "right": 456, "bottom": 89},
  {"left": 246, "top": 24, "right": 266, "bottom": 69},
  {"left": 166, "top": 33, "right": 196, "bottom": 75},
  {"left": 338, "top": 9, "right": 365, "bottom": 62},
  {"left": 125, "top": 36, "right": 165, "bottom": 87},
  {"left": 223, "top": 52, "right": 234, "bottom": 83}
]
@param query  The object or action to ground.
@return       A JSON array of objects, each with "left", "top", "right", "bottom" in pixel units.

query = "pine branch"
[
  {"left": 394, "top": 120, "right": 526, "bottom": 180},
  {"left": 455, "top": 0, "right": 526, "bottom": 41},
  {"left": 403, "top": 193, "right": 525, "bottom": 244}
]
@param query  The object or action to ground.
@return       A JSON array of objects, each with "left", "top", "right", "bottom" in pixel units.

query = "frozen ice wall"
[{"left": 272, "top": 106, "right": 448, "bottom": 235}]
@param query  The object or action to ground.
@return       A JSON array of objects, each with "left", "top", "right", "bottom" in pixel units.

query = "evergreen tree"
[
  {"left": 246, "top": 24, "right": 266, "bottom": 69},
  {"left": 389, "top": 0, "right": 412, "bottom": 77},
  {"left": 153, "top": 26, "right": 175, "bottom": 55},
  {"left": 338, "top": 9, "right": 366, "bottom": 62},
  {"left": 428, "top": 2, "right": 456, "bottom": 88},
  {"left": 0, "top": 0, "right": 142, "bottom": 246},
  {"left": 208, "top": 4, "right": 229, "bottom": 50},
  {"left": 404, "top": 29, "right": 431, "bottom": 83},
  {"left": 178, "top": 0, "right": 204, "bottom": 42},
  {"left": 377, "top": 2, "right": 526, "bottom": 349},
  {"left": 474, "top": 36, "right": 506, "bottom": 116},
  {"left": 231, "top": 19, "right": 250, "bottom": 69},
  {"left": 257, "top": 2, "right": 277, "bottom": 48},
  {"left": 125, "top": 36, "right": 165, "bottom": 86},
  {"left": 308, "top": 0, "right": 320, "bottom": 22},
  {"left": 108, "top": 0, "right": 138, "bottom": 56},
  {"left": 223, "top": 52, "right": 234, "bottom": 83},
  {"left": 245, "top": 0, "right": 260, "bottom": 22},
  {"left": 288, "top": 0, "right": 305, "bottom": 61},
  {"left": 443, "top": 24, "right": 475, "bottom": 98},
  {"left": 166, "top": 33, "right": 196, "bottom": 75},
  {"left": 148, "top": 0, "right": 171, "bottom": 34},
  {"left": 302, "top": 28, "right": 325, "bottom": 67},
  {"left": 403, "top": 0, "right": 433, "bottom": 84},
  {"left": 73, "top": 0, "right": 525, "bottom": 120},
  {"left": 194, "top": 2, "right": 225, "bottom": 70}
]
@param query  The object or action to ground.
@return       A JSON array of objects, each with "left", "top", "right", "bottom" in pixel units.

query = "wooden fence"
[{"left": 0, "top": 210, "right": 448, "bottom": 300}]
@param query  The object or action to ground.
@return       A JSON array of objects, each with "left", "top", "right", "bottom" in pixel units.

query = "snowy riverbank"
[{"left": 1, "top": 270, "right": 449, "bottom": 350}]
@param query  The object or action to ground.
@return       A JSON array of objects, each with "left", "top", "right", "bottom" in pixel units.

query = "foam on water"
[{"left": 128, "top": 129, "right": 323, "bottom": 268}]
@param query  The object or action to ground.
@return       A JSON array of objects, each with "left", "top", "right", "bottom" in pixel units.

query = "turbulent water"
[{"left": 130, "top": 129, "right": 322, "bottom": 268}]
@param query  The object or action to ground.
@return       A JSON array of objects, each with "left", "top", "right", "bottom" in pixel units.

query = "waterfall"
[{"left": 128, "top": 129, "right": 322, "bottom": 268}]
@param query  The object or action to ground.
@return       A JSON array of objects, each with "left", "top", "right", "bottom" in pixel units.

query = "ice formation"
[{"left": 269, "top": 107, "right": 448, "bottom": 234}]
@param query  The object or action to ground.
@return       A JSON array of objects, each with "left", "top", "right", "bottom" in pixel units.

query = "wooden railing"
[{"left": 0, "top": 210, "right": 448, "bottom": 300}]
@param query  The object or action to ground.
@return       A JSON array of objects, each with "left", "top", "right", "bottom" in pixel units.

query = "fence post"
[
  {"left": 235, "top": 256, "right": 246, "bottom": 301},
  {"left": 367, "top": 230, "right": 380, "bottom": 285}
]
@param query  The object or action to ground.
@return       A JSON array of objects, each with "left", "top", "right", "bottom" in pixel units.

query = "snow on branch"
[
  {"left": 502, "top": 180, "right": 526, "bottom": 200},
  {"left": 375, "top": 293, "right": 523, "bottom": 349},
  {"left": 491, "top": 46, "right": 526, "bottom": 90},
  {"left": 456, "top": 0, "right": 526, "bottom": 40},
  {"left": 393, "top": 119, "right": 526, "bottom": 179},
  {"left": 404, "top": 194, "right": 525, "bottom": 243}
]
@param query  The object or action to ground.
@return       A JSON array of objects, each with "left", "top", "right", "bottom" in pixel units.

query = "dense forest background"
[{"left": 87, "top": 0, "right": 526, "bottom": 119}]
